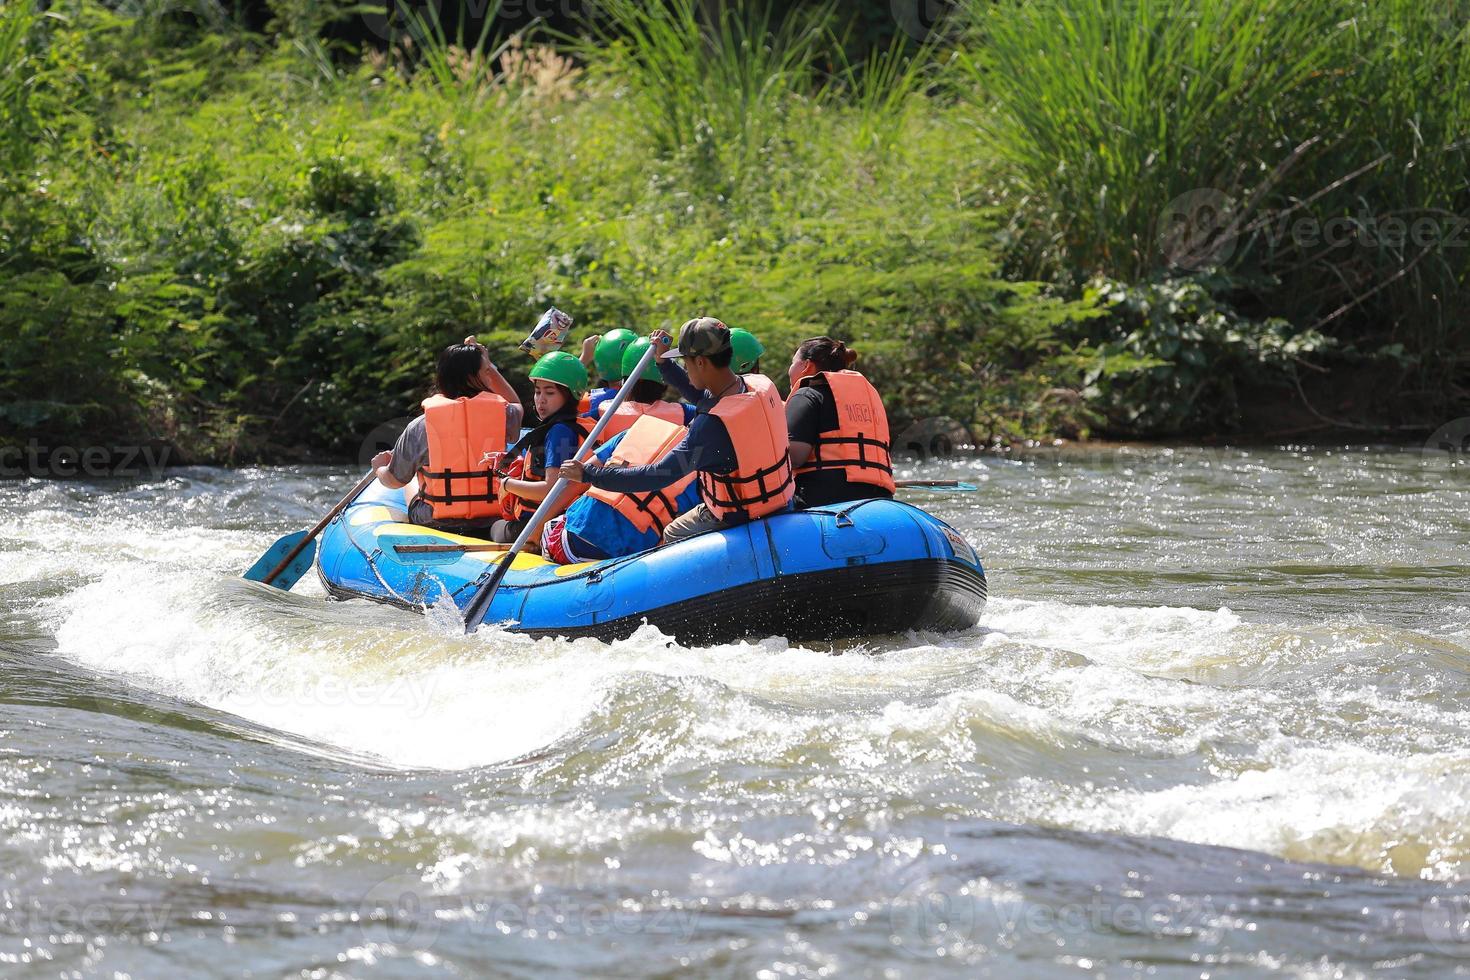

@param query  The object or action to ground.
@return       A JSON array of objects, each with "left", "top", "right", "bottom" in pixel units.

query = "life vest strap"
[
  {"left": 626, "top": 486, "right": 683, "bottom": 535},
  {"left": 701, "top": 456, "right": 795, "bottom": 511},
  {"left": 417, "top": 468, "right": 499, "bottom": 506},
  {"left": 801, "top": 434, "right": 894, "bottom": 475}
]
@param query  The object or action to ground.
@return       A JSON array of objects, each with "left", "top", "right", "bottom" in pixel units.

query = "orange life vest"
[
  {"left": 698, "top": 374, "right": 795, "bottom": 522},
  {"left": 792, "top": 370, "right": 895, "bottom": 494},
  {"left": 417, "top": 392, "right": 511, "bottom": 521},
  {"left": 501, "top": 410, "right": 595, "bottom": 522},
  {"left": 595, "top": 399, "right": 687, "bottom": 440},
  {"left": 587, "top": 415, "right": 696, "bottom": 536}
]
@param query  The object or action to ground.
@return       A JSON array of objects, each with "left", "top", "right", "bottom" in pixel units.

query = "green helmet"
[
  {"left": 620, "top": 337, "right": 664, "bottom": 384},
  {"left": 730, "top": 328, "right": 765, "bottom": 373},
  {"left": 529, "top": 350, "right": 589, "bottom": 398},
  {"left": 593, "top": 328, "right": 637, "bottom": 381}
]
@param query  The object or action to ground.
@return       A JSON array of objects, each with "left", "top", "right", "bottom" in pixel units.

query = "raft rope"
[
  {"left": 350, "top": 496, "right": 897, "bottom": 611},
  {"left": 338, "top": 504, "right": 423, "bottom": 608}
]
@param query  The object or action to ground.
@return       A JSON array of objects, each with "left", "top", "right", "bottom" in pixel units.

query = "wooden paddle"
[
  {"left": 394, "top": 543, "right": 510, "bottom": 554},
  {"left": 461, "top": 341, "right": 661, "bottom": 633},
  {"left": 243, "top": 470, "right": 378, "bottom": 590}
]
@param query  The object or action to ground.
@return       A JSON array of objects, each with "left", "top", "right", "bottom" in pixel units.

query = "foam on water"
[
  {"left": 1059, "top": 741, "right": 1470, "bottom": 879},
  {"left": 11, "top": 456, "right": 1470, "bottom": 893},
  {"left": 31, "top": 551, "right": 1470, "bottom": 879}
]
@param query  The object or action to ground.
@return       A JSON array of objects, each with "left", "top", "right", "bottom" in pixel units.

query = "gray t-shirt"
[{"left": 390, "top": 403, "right": 524, "bottom": 526}]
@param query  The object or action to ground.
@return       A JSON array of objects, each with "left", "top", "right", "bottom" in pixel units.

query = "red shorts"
[{"left": 541, "top": 515, "right": 584, "bottom": 565}]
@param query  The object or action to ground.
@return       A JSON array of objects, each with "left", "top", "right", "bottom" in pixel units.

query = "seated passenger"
[
  {"left": 785, "top": 337, "right": 895, "bottom": 507},
  {"left": 729, "top": 327, "right": 765, "bottom": 374},
  {"left": 370, "top": 338, "right": 523, "bottom": 535},
  {"left": 591, "top": 336, "right": 696, "bottom": 440},
  {"left": 493, "top": 351, "right": 593, "bottom": 544},
  {"left": 559, "top": 317, "right": 794, "bottom": 545},
  {"left": 577, "top": 328, "right": 636, "bottom": 418},
  {"left": 541, "top": 414, "right": 702, "bottom": 563}
]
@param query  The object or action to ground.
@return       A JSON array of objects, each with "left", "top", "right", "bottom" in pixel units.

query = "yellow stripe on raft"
[
  {"left": 370, "top": 520, "right": 554, "bottom": 570},
  {"left": 350, "top": 505, "right": 399, "bottom": 527}
]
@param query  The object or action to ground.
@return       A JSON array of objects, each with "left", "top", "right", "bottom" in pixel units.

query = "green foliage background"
[{"left": 1, "top": 0, "right": 1465, "bottom": 464}]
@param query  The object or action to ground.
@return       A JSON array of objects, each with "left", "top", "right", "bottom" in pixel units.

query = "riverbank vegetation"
[{"left": 2, "top": 0, "right": 1466, "bottom": 464}]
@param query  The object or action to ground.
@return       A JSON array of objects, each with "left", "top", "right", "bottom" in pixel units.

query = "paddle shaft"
[
  {"left": 462, "top": 342, "right": 662, "bottom": 632},
  {"left": 261, "top": 470, "right": 378, "bottom": 585},
  {"left": 895, "top": 480, "right": 975, "bottom": 490}
]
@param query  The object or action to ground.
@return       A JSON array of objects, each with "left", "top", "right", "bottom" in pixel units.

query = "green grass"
[
  {"left": 2, "top": 0, "right": 1095, "bottom": 459},
  {"left": 960, "top": 0, "right": 1470, "bottom": 427},
  {"left": 2, "top": 0, "right": 1465, "bottom": 459}
]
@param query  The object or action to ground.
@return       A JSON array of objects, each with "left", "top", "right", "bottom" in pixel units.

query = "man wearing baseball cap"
[{"left": 559, "top": 317, "right": 795, "bottom": 543}]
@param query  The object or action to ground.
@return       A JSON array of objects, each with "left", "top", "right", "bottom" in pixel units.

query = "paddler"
[
  {"left": 587, "top": 337, "right": 696, "bottom": 438},
  {"left": 576, "top": 328, "right": 637, "bottom": 419},
  {"left": 557, "top": 317, "right": 794, "bottom": 544},
  {"left": 492, "top": 350, "right": 595, "bottom": 544},
  {"left": 370, "top": 338, "right": 523, "bottom": 536}
]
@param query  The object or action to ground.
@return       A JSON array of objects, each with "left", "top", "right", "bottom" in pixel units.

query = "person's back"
[
  {"left": 369, "top": 339, "right": 523, "bottom": 535},
  {"left": 560, "top": 318, "right": 795, "bottom": 545},
  {"left": 785, "top": 337, "right": 895, "bottom": 507},
  {"left": 695, "top": 372, "right": 795, "bottom": 525}
]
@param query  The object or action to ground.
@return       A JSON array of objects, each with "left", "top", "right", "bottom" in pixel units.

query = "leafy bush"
[{"left": 1069, "top": 276, "right": 1328, "bottom": 435}]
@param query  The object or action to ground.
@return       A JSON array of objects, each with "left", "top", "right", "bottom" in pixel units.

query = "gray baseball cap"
[{"left": 663, "top": 317, "right": 732, "bottom": 359}]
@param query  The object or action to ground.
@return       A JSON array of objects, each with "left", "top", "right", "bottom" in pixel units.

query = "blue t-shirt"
[
  {"left": 540, "top": 421, "right": 581, "bottom": 473},
  {"left": 564, "top": 431, "right": 702, "bottom": 558},
  {"left": 584, "top": 387, "right": 619, "bottom": 419}
]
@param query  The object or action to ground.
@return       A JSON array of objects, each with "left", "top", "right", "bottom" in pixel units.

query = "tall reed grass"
[
  {"left": 964, "top": 0, "right": 1470, "bottom": 417},
  {"left": 572, "top": 0, "right": 834, "bottom": 192}
]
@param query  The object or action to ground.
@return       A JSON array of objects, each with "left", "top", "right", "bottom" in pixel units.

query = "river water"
[{"left": 2, "top": 445, "right": 1468, "bottom": 977}]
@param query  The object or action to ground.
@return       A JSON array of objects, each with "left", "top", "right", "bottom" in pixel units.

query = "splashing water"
[{"left": 2, "top": 447, "right": 1468, "bottom": 975}]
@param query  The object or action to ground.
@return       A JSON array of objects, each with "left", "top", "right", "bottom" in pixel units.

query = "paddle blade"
[
  {"left": 243, "top": 530, "right": 318, "bottom": 590},
  {"left": 896, "top": 481, "right": 979, "bottom": 493}
]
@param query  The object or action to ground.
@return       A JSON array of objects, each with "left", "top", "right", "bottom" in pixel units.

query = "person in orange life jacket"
[
  {"left": 785, "top": 336, "right": 896, "bottom": 507},
  {"left": 370, "top": 338, "right": 524, "bottom": 535},
  {"left": 540, "top": 335, "right": 704, "bottom": 561},
  {"left": 541, "top": 415, "right": 704, "bottom": 563},
  {"left": 590, "top": 336, "right": 697, "bottom": 438},
  {"left": 558, "top": 317, "right": 795, "bottom": 545},
  {"left": 490, "top": 350, "right": 593, "bottom": 545}
]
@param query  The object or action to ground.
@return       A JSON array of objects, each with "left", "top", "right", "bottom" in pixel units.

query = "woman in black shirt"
[{"left": 784, "top": 337, "right": 896, "bottom": 507}]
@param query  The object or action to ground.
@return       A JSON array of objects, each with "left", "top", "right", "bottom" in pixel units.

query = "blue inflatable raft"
[{"left": 316, "top": 480, "right": 987, "bottom": 644}]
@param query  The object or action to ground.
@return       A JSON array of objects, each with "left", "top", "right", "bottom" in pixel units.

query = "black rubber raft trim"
[{"left": 321, "top": 558, "right": 987, "bottom": 646}]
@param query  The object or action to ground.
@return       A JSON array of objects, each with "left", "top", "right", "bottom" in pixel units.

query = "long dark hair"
[
  {"left": 796, "top": 336, "right": 858, "bottom": 373},
  {"left": 434, "top": 343, "right": 487, "bottom": 400}
]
